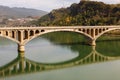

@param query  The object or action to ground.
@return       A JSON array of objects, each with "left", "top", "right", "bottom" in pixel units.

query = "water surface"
[{"left": 0, "top": 32, "right": 120, "bottom": 80}]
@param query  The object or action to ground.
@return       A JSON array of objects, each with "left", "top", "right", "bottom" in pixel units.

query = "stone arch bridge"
[{"left": 0, "top": 26, "right": 120, "bottom": 53}]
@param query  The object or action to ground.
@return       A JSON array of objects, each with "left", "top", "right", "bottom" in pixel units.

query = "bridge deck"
[{"left": 0, "top": 26, "right": 119, "bottom": 29}]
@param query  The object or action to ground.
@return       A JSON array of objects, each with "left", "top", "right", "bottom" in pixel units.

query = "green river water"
[{"left": 0, "top": 32, "right": 120, "bottom": 80}]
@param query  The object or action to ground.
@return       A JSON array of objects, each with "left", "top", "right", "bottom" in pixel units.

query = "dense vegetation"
[{"left": 34, "top": 1, "right": 120, "bottom": 26}]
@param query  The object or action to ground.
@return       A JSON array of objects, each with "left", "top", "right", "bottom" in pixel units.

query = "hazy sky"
[{"left": 0, "top": 0, "right": 119, "bottom": 12}]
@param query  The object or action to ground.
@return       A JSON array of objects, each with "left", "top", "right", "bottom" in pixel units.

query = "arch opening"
[
  {"left": 96, "top": 29, "right": 120, "bottom": 41},
  {"left": 24, "top": 30, "right": 92, "bottom": 45},
  {"left": 42, "top": 31, "right": 87, "bottom": 45},
  {"left": 24, "top": 30, "right": 29, "bottom": 39},
  {"left": 30, "top": 30, "right": 34, "bottom": 36},
  {"left": 0, "top": 36, "right": 18, "bottom": 61},
  {"left": 96, "top": 29, "right": 120, "bottom": 57},
  {"left": 18, "top": 31, "right": 21, "bottom": 42},
  {"left": 6, "top": 31, "right": 8, "bottom": 36},
  {"left": 35, "top": 30, "right": 40, "bottom": 34},
  {"left": 25, "top": 31, "right": 92, "bottom": 64},
  {"left": 87, "top": 29, "right": 89, "bottom": 34},
  {"left": 41, "top": 29, "right": 45, "bottom": 32},
  {"left": 12, "top": 31, "right": 15, "bottom": 38}
]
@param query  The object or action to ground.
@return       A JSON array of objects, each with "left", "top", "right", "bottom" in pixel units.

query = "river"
[{"left": 0, "top": 32, "right": 120, "bottom": 80}]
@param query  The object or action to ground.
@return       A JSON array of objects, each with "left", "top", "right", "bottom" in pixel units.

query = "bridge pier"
[
  {"left": 91, "top": 40, "right": 96, "bottom": 46},
  {"left": 18, "top": 44, "right": 25, "bottom": 52},
  {"left": 88, "top": 39, "right": 96, "bottom": 46},
  {"left": 18, "top": 52, "right": 25, "bottom": 58}
]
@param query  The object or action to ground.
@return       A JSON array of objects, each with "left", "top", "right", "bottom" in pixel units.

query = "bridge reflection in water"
[{"left": 0, "top": 46, "right": 119, "bottom": 78}]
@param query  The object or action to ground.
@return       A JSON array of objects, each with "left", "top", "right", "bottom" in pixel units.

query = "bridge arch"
[
  {"left": 23, "top": 29, "right": 93, "bottom": 45},
  {"left": 95, "top": 28, "right": 120, "bottom": 41}
]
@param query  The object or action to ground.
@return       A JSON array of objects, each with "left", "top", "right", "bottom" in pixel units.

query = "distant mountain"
[
  {"left": 37, "top": 1, "right": 120, "bottom": 26},
  {"left": 0, "top": 5, "right": 48, "bottom": 18}
]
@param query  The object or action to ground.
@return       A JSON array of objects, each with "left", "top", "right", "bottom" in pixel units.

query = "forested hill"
[{"left": 36, "top": 1, "right": 120, "bottom": 26}]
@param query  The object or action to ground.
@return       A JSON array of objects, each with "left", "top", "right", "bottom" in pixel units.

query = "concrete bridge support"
[
  {"left": 87, "top": 38, "right": 96, "bottom": 46},
  {"left": 90, "top": 39, "right": 96, "bottom": 46},
  {"left": 18, "top": 51, "right": 25, "bottom": 58},
  {"left": 18, "top": 44, "right": 25, "bottom": 52},
  {"left": 18, "top": 45, "right": 25, "bottom": 57}
]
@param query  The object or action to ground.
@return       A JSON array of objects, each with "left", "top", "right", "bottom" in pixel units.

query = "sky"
[{"left": 0, "top": 0, "right": 119, "bottom": 12}]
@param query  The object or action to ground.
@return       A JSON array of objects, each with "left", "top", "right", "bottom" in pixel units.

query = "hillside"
[
  {"left": 36, "top": 1, "right": 120, "bottom": 26},
  {"left": 0, "top": 5, "right": 48, "bottom": 18}
]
